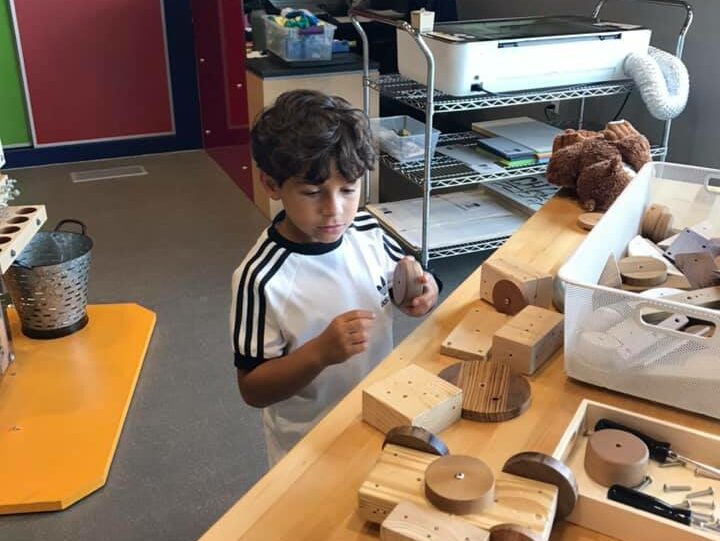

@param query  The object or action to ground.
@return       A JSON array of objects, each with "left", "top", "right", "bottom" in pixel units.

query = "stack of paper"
[{"left": 472, "top": 117, "right": 563, "bottom": 163}]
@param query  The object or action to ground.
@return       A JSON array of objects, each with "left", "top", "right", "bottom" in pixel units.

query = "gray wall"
[{"left": 456, "top": 0, "right": 719, "bottom": 168}]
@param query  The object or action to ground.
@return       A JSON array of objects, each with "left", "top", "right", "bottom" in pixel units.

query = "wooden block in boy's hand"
[
  {"left": 393, "top": 258, "right": 424, "bottom": 307},
  {"left": 362, "top": 364, "right": 462, "bottom": 435},
  {"left": 491, "top": 306, "right": 564, "bottom": 375}
]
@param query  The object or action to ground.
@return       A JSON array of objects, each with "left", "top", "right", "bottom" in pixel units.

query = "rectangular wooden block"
[
  {"left": 480, "top": 257, "right": 553, "bottom": 309},
  {"left": 362, "top": 364, "right": 462, "bottom": 435},
  {"left": 359, "top": 444, "right": 557, "bottom": 541},
  {"left": 381, "top": 501, "right": 490, "bottom": 541},
  {"left": 440, "top": 307, "right": 509, "bottom": 362},
  {"left": 492, "top": 306, "right": 564, "bottom": 375}
]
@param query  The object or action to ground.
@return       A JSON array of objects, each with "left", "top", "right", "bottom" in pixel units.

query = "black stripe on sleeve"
[
  {"left": 384, "top": 240, "right": 403, "bottom": 262},
  {"left": 233, "top": 238, "right": 272, "bottom": 356},
  {"left": 383, "top": 234, "right": 404, "bottom": 256},
  {"left": 353, "top": 212, "right": 374, "bottom": 222},
  {"left": 256, "top": 249, "right": 292, "bottom": 360},
  {"left": 244, "top": 244, "right": 284, "bottom": 357}
]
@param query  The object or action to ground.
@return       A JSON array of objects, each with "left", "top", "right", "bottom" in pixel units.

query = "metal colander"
[{"left": 4, "top": 219, "right": 93, "bottom": 339}]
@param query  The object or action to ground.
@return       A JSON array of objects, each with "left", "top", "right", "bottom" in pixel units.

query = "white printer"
[{"left": 397, "top": 16, "right": 651, "bottom": 95}]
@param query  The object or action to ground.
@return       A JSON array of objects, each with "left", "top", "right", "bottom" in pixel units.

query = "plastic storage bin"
[
  {"left": 264, "top": 18, "right": 336, "bottom": 62},
  {"left": 371, "top": 116, "right": 440, "bottom": 163},
  {"left": 559, "top": 162, "right": 720, "bottom": 418}
]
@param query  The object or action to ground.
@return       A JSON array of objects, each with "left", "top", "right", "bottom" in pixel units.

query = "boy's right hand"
[{"left": 314, "top": 310, "right": 376, "bottom": 366}]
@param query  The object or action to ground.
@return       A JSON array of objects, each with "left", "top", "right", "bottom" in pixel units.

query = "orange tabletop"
[
  {"left": 198, "top": 194, "right": 720, "bottom": 541},
  {"left": 0, "top": 303, "right": 156, "bottom": 514}
]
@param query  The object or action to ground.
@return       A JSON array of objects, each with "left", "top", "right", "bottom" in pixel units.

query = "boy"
[{"left": 231, "top": 90, "right": 439, "bottom": 466}]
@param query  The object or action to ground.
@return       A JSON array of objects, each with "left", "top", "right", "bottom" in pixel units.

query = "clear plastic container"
[
  {"left": 370, "top": 116, "right": 441, "bottom": 163},
  {"left": 264, "top": 18, "right": 336, "bottom": 62}
]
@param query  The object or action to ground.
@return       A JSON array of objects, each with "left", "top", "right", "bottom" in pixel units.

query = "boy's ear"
[{"left": 260, "top": 172, "right": 282, "bottom": 201}]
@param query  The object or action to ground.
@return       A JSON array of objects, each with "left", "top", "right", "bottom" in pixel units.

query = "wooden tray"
[{"left": 552, "top": 399, "right": 720, "bottom": 541}]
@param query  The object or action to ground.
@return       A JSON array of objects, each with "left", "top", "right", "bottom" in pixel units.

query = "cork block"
[
  {"left": 492, "top": 306, "right": 564, "bottom": 375},
  {"left": 480, "top": 257, "right": 553, "bottom": 312},
  {"left": 363, "top": 364, "right": 463, "bottom": 435}
]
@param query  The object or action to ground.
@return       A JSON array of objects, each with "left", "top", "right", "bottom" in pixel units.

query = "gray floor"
[{"left": 0, "top": 150, "right": 487, "bottom": 541}]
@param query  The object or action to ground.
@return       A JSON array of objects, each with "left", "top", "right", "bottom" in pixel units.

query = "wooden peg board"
[
  {"left": 479, "top": 257, "right": 553, "bottom": 310},
  {"left": 458, "top": 361, "right": 531, "bottom": 422},
  {"left": 362, "top": 364, "right": 462, "bottom": 435},
  {"left": 381, "top": 501, "right": 490, "bottom": 541},
  {"left": 358, "top": 444, "right": 557, "bottom": 541},
  {"left": 492, "top": 306, "right": 564, "bottom": 375},
  {"left": 0, "top": 205, "right": 47, "bottom": 273},
  {"left": 441, "top": 307, "right": 509, "bottom": 362}
]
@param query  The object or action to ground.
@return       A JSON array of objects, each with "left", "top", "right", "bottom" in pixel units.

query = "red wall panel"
[{"left": 12, "top": 0, "right": 174, "bottom": 145}]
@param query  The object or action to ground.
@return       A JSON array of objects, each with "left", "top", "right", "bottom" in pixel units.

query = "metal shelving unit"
[{"left": 350, "top": 1, "right": 692, "bottom": 266}]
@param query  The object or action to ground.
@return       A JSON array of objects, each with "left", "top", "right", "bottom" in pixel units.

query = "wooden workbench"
[{"left": 199, "top": 192, "right": 720, "bottom": 541}]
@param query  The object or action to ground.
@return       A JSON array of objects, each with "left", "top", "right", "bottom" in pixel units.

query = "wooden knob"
[
  {"left": 425, "top": 455, "right": 495, "bottom": 515},
  {"left": 492, "top": 279, "right": 529, "bottom": 316},
  {"left": 584, "top": 429, "right": 649, "bottom": 488},
  {"left": 577, "top": 212, "right": 604, "bottom": 231},
  {"left": 383, "top": 426, "right": 449, "bottom": 456},
  {"left": 393, "top": 258, "right": 424, "bottom": 307}
]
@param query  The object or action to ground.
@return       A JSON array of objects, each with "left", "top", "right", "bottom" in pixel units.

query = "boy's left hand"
[{"left": 400, "top": 269, "right": 439, "bottom": 317}]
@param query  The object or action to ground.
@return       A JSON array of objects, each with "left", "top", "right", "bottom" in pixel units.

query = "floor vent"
[{"left": 71, "top": 165, "right": 148, "bottom": 183}]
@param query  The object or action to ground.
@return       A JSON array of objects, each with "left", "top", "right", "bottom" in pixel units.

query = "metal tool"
[
  {"left": 687, "top": 487, "right": 715, "bottom": 499},
  {"left": 664, "top": 484, "right": 692, "bottom": 492},
  {"left": 608, "top": 484, "right": 691, "bottom": 525},
  {"left": 595, "top": 419, "right": 720, "bottom": 478}
]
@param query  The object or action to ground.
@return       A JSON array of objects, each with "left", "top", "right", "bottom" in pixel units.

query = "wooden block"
[
  {"left": 363, "top": 364, "right": 463, "bottom": 435},
  {"left": 675, "top": 252, "right": 720, "bottom": 289},
  {"left": 584, "top": 429, "right": 648, "bottom": 488},
  {"left": 380, "top": 501, "right": 490, "bottom": 541},
  {"left": 577, "top": 212, "right": 603, "bottom": 231},
  {"left": 424, "top": 455, "right": 495, "bottom": 514},
  {"left": 627, "top": 236, "right": 683, "bottom": 276},
  {"left": 598, "top": 254, "right": 622, "bottom": 288},
  {"left": 383, "top": 426, "right": 450, "bottom": 456},
  {"left": 441, "top": 307, "right": 509, "bottom": 362},
  {"left": 664, "top": 228, "right": 716, "bottom": 261},
  {"left": 641, "top": 203, "right": 669, "bottom": 242},
  {"left": 492, "top": 306, "right": 564, "bottom": 375},
  {"left": 458, "top": 361, "right": 531, "bottom": 422},
  {"left": 358, "top": 444, "right": 558, "bottom": 541},
  {"left": 662, "top": 286, "right": 720, "bottom": 308},
  {"left": 618, "top": 256, "right": 668, "bottom": 287},
  {"left": 658, "top": 220, "right": 713, "bottom": 249},
  {"left": 480, "top": 257, "right": 553, "bottom": 310}
]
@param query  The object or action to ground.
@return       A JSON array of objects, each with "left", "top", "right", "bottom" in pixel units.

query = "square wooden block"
[
  {"left": 480, "top": 257, "right": 553, "bottom": 309},
  {"left": 441, "top": 307, "right": 509, "bottom": 362},
  {"left": 362, "top": 364, "right": 462, "bottom": 435},
  {"left": 492, "top": 306, "right": 564, "bottom": 375}
]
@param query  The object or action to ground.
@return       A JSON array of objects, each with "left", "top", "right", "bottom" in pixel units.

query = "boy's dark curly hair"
[{"left": 250, "top": 90, "right": 376, "bottom": 186}]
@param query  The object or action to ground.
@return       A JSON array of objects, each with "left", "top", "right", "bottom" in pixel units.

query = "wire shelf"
[
  {"left": 379, "top": 131, "right": 667, "bottom": 191},
  {"left": 368, "top": 74, "right": 635, "bottom": 113}
]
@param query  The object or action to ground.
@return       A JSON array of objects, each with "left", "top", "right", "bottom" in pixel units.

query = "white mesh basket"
[{"left": 559, "top": 162, "right": 720, "bottom": 418}]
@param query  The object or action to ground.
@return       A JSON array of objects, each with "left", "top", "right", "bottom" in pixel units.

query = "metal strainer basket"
[{"left": 4, "top": 219, "right": 93, "bottom": 339}]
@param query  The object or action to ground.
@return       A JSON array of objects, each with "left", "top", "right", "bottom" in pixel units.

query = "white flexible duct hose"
[{"left": 624, "top": 46, "right": 689, "bottom": 120}]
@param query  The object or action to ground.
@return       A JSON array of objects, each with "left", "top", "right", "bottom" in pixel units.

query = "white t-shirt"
[{"left": 230, "top": 211, "right": 404, "bottom": 465}]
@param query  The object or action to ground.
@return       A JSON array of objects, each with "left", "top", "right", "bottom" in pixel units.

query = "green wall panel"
[{"left": 0, "top": 1, "right": 30, "bottom": 147}]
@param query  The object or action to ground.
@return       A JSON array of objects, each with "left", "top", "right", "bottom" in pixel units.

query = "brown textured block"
[
  {"left": 480, "top": 257, "right": 553, "bottom": 310},
  {"left": 492, "top": 306, "right": 564, "bottom": 375},
  {"left": 362, "top": 364, "right": 463, "bottom": 435},
  {"left": 458, "top": 361, "right": 531, "bottom": 422},
  {"left": 441, "top": 307, "right": 509, "bottom": 362}
]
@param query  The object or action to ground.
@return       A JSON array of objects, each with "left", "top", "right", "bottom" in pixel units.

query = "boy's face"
[{"left": 263, "top": 168, "right": 361, "bottom": 244}]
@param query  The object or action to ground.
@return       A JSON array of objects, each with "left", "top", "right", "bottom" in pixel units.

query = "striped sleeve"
[{"left": 230, "top": 239, "right": 290, "bottom": 370}]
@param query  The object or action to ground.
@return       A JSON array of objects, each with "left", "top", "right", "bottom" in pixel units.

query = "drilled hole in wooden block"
[
  {"left": 0, "top": 226, "right": 20, "bottom": 234},
  {"left": 16, "top": 207, "right": 36, "bottom": 215},
  {"left": 8, "top": 217, "right": 28, "bottom": 224},
  {"left": 0, "top": 237, "right": 11, "bottom": 245}
]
